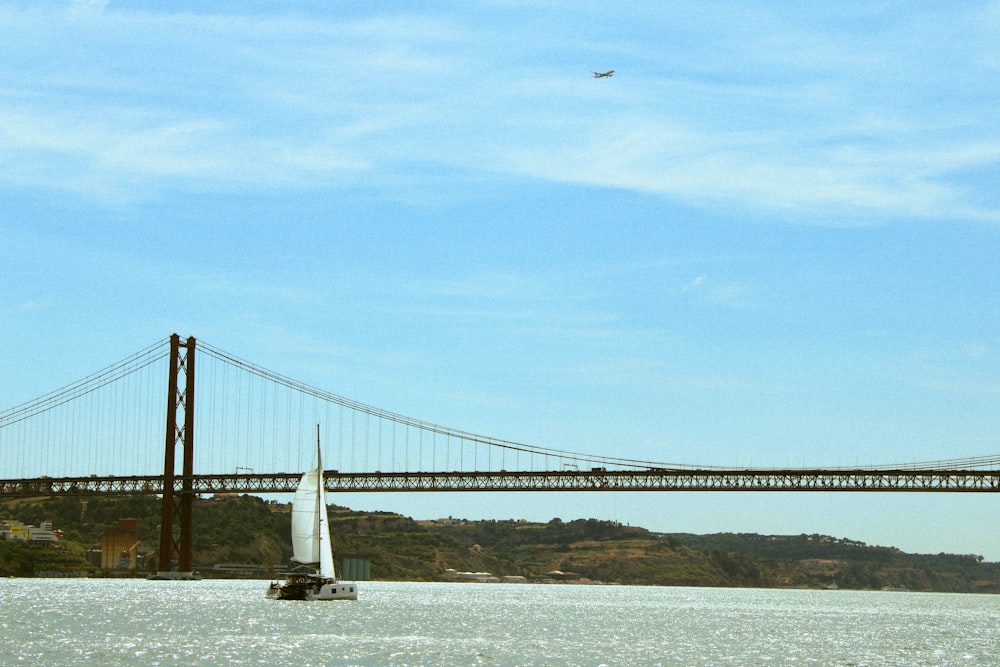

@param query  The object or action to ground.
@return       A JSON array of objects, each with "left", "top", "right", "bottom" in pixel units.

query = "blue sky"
[{"left": 2, "top": 1, "right": 1000, "bottom": 558}]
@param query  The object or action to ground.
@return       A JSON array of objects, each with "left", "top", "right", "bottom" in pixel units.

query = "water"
[{"left": 1, "top": 580, "right": 997, "bottom": 666}]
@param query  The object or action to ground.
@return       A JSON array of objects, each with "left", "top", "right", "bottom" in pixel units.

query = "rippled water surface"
[{"left": 1, "top": 579, "right": 997, "bottom": 666}]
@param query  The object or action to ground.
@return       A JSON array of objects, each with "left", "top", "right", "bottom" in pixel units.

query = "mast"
[
  {"left": 316, "top": 424, "right": 336, "bottom": 580},
  {"left": 316, "top": 424, "right": 323, "bottom": 553}
]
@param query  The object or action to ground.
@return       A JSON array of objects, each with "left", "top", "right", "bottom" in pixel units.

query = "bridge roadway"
[{"left": 2, "top": 468, "right": 999, "bottom": 497}]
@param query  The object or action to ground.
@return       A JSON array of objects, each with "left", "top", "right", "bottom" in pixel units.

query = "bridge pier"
[{"left": 153, "top": 334, "right": 197, "bottom": 580}]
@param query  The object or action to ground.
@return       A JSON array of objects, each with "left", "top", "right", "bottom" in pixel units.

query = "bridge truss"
[{"left": 2, "top": 466, "right": 998, "bottom": 497}]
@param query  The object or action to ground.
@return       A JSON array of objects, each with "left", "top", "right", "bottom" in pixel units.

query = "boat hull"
[{"left": 266, "top": 576, "right": 358, "bottom": 601}]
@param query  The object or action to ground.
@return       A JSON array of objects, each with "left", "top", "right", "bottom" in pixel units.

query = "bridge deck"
[{"left": 2, "top": 468, "right": 999, "bottom": 497}]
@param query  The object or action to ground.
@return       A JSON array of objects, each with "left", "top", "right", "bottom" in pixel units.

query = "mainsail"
[{"left": 289, "top": 447, "right": 336, "bottom": 579}]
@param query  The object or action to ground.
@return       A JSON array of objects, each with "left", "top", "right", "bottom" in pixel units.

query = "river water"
[{"left": 0, "top": 579, "right": 997, "bottom": 666}]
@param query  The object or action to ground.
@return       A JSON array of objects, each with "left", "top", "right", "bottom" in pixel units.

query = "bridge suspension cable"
[
  {"left": 2, "top": 337, "right": 999, "bottom": 482},
  {"left": 197, "top": 341, "right": 695, "bottom": 472},
  {"left": 0, "top": 339, "right": 170, "bottom": 478},
  {"left": 0, "top": 339, "right": 169, "bottom": 428},
  {"left": 197, "top": 341, "right": 1000, "bottom": 474}
]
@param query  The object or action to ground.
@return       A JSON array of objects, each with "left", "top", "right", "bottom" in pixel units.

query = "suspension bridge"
[{"left": 2, "top": 334, "right": 999, "bottom": 578}]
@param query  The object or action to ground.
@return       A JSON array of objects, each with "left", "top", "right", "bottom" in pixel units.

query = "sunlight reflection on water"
[{"left": 0, "top": 579, "right": 997, "bottom": 666}]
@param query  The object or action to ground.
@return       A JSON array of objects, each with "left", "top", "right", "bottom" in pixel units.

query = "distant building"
[
  {"left": 101, "top": 518, "right": 139, "bottom": 570},
  {"left": 1, "top": 520, "right": 26, "bottom": 541},
  {"left": 27, "top": 522, "right": 60, "bottom": 543},
  {"left": 445, "top": 569, "right": 501, "bottom": 583},
  {"left": 1, "top": 519, "right": 62, "bottom": 543},
  {"left": 340, "top": 558, "right": 372, "bottom": 581}
]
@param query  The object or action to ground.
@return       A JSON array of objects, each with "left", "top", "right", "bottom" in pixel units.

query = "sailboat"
[{"left": 266, "top": 427, "right": 358, "bottom": 601}]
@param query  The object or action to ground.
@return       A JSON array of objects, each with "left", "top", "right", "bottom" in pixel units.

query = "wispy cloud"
[
  {"left": 0, "top": 3, "right": 996, "bottom": 223},
  {"left": 676, "top": 274, "right": 757, "bottom": 309},
  {"left": 67, "top": 0, "right": 108, "bottom": 19},
  {"left": 682, "top": 276, "right": 705, "bottom": 292}
]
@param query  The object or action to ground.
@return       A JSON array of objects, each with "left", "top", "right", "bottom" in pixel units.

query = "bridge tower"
[{"left": 153, "top": 334, "right": 197, "bottom": 580}]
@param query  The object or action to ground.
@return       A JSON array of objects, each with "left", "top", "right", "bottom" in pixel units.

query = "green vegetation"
[
  {"left": 2, "top": 495, "right": 998, "bottom": 593},
  {"left": 0, "top": 539, "right": 92, "bottom": 576},
  {"left": 665, "top": 533, "right": 997, "bottom": 593}
]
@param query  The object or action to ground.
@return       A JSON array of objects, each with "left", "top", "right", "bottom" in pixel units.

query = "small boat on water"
[{"left": 266, "top": 427, "right": 357, "bottom": 601}]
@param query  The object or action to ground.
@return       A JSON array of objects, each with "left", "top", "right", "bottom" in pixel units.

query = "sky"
[{"left": 2, "top": 1, "right": 1000, "bottom": 559}]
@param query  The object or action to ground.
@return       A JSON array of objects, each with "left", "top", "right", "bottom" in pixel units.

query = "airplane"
[{"left": 593, "top": 69, "right": 614, "bottom": 78}]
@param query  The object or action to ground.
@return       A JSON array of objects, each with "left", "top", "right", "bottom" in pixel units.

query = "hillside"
[
  {"left": 2, "top": 495, "right": 999, "bottom": 592},
  {"left": 663, "top": 532, "right": 997, "bottom": 593}
]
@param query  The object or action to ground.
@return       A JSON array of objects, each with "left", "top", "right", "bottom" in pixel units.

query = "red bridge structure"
[{"left": 2, "top": 334, "right": 999, "bottom": 579}]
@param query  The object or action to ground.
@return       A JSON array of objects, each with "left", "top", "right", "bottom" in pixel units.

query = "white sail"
[
  {"left": 290, "top": 468, "right": 322, "bottom": 566},
  {"left": 289, "top": 449, "right": 337, "bottom": 579},
  {"left": 315, "top": 449, "right": 336, "bottom": 579}
]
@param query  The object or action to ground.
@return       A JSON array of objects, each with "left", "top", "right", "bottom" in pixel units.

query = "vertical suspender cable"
[
  {"left": 338, "top": 404, "right": 344, "bottom": 471},
  {"left": 271, "top": 378, "right": 278, "bottom": 474},
  {"left": 119, "top": 368, "right": 128, "bottom": 476},
  {"left": 324, "top": 401, "right": 331, "bottom": 472},
  {"left": 285, "top": 390, "right": 292, "bottom": 473},
  {"left": 108, "top": 377, "right": 116, "bottom": 475},
  {"left": 298, "top": 393, "right": 304, "bottom": 471},
  {"left": 221, "top": 360, "right": 229, "bottom": 475},
  {"left": 234, "top": 367, "right": 243, "bottom": 474},
  {"left": 209, "top": 355, "right": 218, "bottom": 475},
  {"left": 259, "top": 378, "right": 267, "bottom": 474}
]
